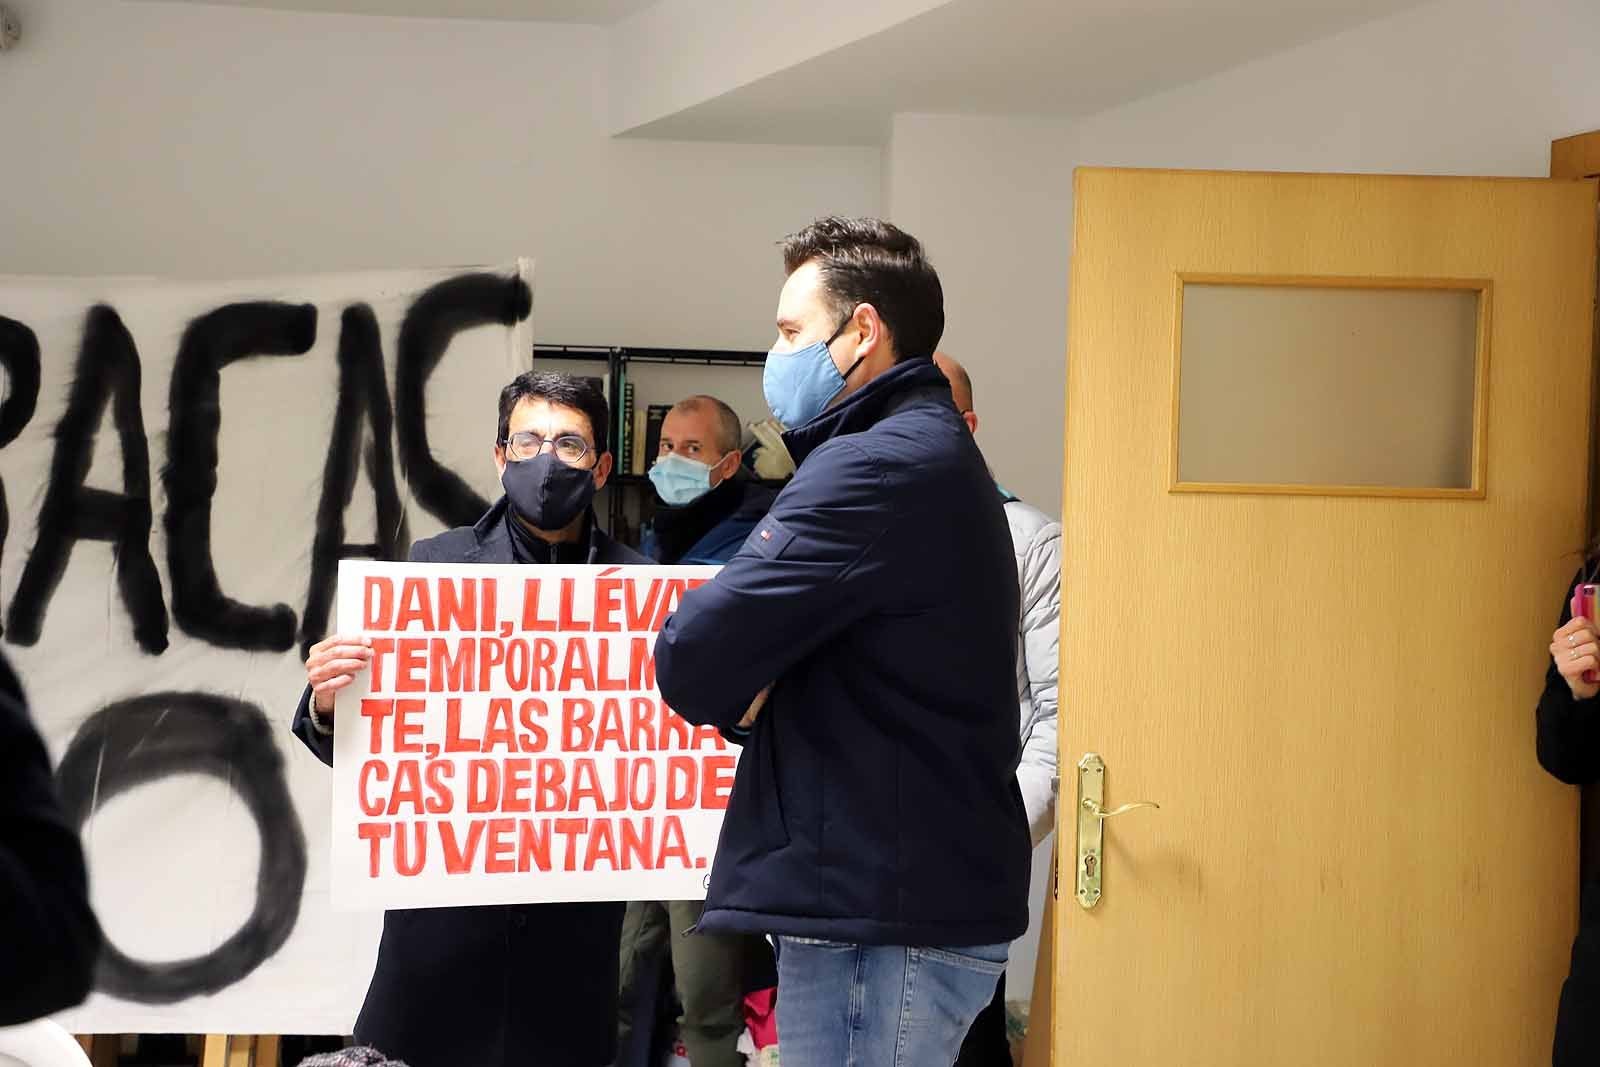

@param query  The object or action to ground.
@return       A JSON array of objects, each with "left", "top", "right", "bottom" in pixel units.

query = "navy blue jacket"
[
  {"left": 655, "top": 358, "right": 1032, "bottom": 947},
  {"left": 290, "top": 497, "right": 648, "bottom": 1067}
]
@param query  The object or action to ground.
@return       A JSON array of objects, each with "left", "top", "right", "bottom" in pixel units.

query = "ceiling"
[
  {"left": 135, "top": 0, "right": 657, "bottom": 23},
  {"left": 618, "top": 0, "right": 1435, "bottom": 143}
]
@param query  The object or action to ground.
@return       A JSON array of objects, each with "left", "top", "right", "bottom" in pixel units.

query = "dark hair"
[
  {"left": 781, "top": 216, "right": 944, "bottom": 362},
  {"left": 672, "top": 395, "right": 742, "bottom": 454},
  {"left": 497, "top": 371, "right": 609, "bottom": 452}
]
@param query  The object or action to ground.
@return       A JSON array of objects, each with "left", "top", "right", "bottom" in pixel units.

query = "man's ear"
[
  {"left": 963, "top": 411, "right": 979, "bottom": 435},
  {"left": 715, "top": 449, "right": 744, "bottom": 484},
  {"left": 494, "top": 443, "right": 507, "bottom": 478},
  {"left": 592, "top": 452, "right": 614, "bottom": 492}
]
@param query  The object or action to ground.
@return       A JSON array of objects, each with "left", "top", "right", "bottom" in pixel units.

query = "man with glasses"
[{"left": 292, "top": 371, "right": 648, "bottom": 1067}]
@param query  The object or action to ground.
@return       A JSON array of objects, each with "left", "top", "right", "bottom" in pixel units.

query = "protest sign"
[{"left": 331, "top": 559, "right": 733, "bottom": 910}]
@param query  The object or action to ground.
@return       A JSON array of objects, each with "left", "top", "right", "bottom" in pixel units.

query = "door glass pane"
[{"left": 1176, "top": 282, "right": 1482, "bottom": 492}]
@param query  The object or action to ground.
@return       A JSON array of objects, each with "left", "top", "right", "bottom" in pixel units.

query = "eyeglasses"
[{"left": 501, "top": 431, "right": 592, "bottom": 465}]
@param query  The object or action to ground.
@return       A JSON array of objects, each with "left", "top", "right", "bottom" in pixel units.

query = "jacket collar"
[
  {"left": 780, "top": 357, "right": 953, "bottom": 466},
  {"left": 467, "top": 495, "right": 606, "bottom": 564}
]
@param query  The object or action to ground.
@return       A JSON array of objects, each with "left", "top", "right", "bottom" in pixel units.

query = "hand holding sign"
[{"left": 306, "top": 633, "right": 375, "bottom": 717}]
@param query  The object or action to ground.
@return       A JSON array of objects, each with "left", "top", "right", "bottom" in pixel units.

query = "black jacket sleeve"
[
  {"left": 0, "top": 656, "right": 103, "bottom": 1024},
  {"left": 1537, "top": 566, "right": 1600, "bottom": 786}
]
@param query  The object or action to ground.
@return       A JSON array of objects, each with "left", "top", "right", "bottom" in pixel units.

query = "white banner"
[
  {"left": 331, "top": 561, "right": 732, "bottom": 911},
  {"left": 0, "top": 261, "right": 533, "bottom": 1034}
]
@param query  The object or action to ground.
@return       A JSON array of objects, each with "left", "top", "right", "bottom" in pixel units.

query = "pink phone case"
[{"left": 1572, "top": 584, "right": 1599, "bottom": 684}]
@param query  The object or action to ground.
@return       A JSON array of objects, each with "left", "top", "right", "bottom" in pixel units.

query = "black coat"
[
  {"left": 291, "top": 498, "right": 649, "bottom": 1067},
  {"left": 1537, "top": 567, "right": 1600, "bottom": 1066},
  {"left": 0, "top": 649, "right": 102, "bottom": 1024},
  {"left": 655, "top": 359, "right": 1032, "bottom": 947}
]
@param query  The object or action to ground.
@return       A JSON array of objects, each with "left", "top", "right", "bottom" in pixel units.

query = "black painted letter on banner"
[
  {"left": 163, "top": 302, "right": 316, "bottom": 651},
  {"left": 53, "top": 692, "right": 308, "bottom": 1002},
  {"left": 6, "top": 305, "right": 168, "bottom": 653},
  {"left": 301, "top": 304, "right": 410, "bottom": 657},
  {"left": 0, "top": 316, "right": 42, "bottom": 603},
  {"left": 395, "top": 271, "right": 533, "bottom": 528}
]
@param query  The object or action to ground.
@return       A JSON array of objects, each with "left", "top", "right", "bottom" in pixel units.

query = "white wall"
[
  {"left": 0, "top": 0, "right": 881, "bottom": 354},
  {"left": 886, "top": 112, "right": 1076, "bottom": 519}
]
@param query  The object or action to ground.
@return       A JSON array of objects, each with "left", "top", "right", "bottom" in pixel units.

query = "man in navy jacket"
[
  {"left": 655, "top": 217, "right": 1031, "bottom": 1067},
  {"left": 292, "top": 373, "right": 647, "bottom": 1067}
]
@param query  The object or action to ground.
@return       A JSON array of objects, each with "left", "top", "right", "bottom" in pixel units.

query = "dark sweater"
[
  {"left": 0, "top": 650, "right": 102, "bottom": 1024},
  {"left": 1537, "top": 566, "right": 1600, "bottom": 1065}
]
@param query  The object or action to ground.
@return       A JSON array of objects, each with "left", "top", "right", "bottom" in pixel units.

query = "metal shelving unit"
[{"left": 532, "top": 343, "right": 773, "bottom": 540}]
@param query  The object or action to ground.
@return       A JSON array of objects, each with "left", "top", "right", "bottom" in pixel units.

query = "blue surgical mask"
[
  {"left": 763, "top": 316, "right": 863, "bottom": 429},
  {"left": 648, "top": 452, "right": 721, "bottom": 506}
]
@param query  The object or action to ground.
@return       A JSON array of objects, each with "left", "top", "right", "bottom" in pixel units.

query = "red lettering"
[
  {"left": 358, "top": 821, "right": 390, "bottom": 878},
  {"left": 554, "top": 817, "right": 589, "bottom": 871},
  {"left": 363, "top": 576, "right": 394, "bottom": 630},
  {"left": 629, "top": 638, "right": 656, "bottom": 690},
  {"left": 394, "top": 821, "right": 426, "bottom": 876},
  {"left": 558, "top": 578, "right": 592, "bottom": 631},
  {"left": 358, "top": 759, "right": 389, "bottom": 817},
  {"left": 477, "top": 638, "right": 506, "bottom": 690},
  {"left": 701, "top": 755, "right": 736, "bottom": 809},
  {"left": 665, "top": 756, "right": 696, "bottom": 810},
  {"left": 518, "top": 699, "right": 549, "bottom": 753},
  {"left": 628, "top": 758, "right": 657, "bottom": 811},
  {"left": 395, "top": 637, "right": 428, "bottom": 692},
  {"left": 563, "top": 698, "right": 596, "bottom": 750},
  {"left": 437, "top": 577, "right": 477, "bottom": 632},
  {"left": 502, "top": 758, "right": 533, "bottom": 813},
  {"left": 584, "top": 817, "right": 618, "bottom": 871},
  {"left": 690, "top": 724, "right": 727, "bottom": 752},
  {"left": 660, "top": 706, "right": 691, "bottom": 751},
  {"left": 518, "top": 818, "right": 552, "bottom": 872},
  {"left": 430, "top": 637, "right": 475, "bottom": 692},
  {"left": 444, "top": 697, "right": 481, "bottom": 753},
  {"left": 466, "top": 759, "right": 501, "bottom": 814},
  {"left": 656, "top": 815, "right": 691, "bottom": 868},
  {"left": 440, "top": 820, "right": 485, "bottom": 874},
  {"left": 650, "top": 579, "right": 688, "bottom": 632},
  {"left": 558, "top": 639, "right": 596, "bottom": 691},
  {"left": 394, "top": 577, "right": 434, "bottom": 631},
  {"left": 483, "top": 698, "right": 516, "bottom": 752},
  {"left": 594, "top": 640, "right": 629, "bottom": 691},
  {"left": 630, "top": 697, "right": 657, "bottom": 752},
  {"left": 368, "top": 636, "right": 395, "bottom": 689},
  {"left": 619, "top": 815, "right": 653, "bottom": 870},
  {"left": 570, "top": 758, "right": 606, "bottom": 810},
  {"left": 531, "top": 637, "right": 558, "bottom": 690},
  {"left": 625, "top": 580, "right": 663, "bottom": 630},
  {"left": 393, "top": 698, "right": 425, "bottom": 753},
  {"left": 595, "top": 698, "right": 627, "bottom": 748},
  {"left": 594, "top": 578, "right": 623, "bottom": 633},
  {"left": 361, "top": 698, "right": 395, "bottom": 755},
  {"left": 485, "top": 818, "right": 516, "bottom": 874},
  {"left": 387, "top": 759, "right": 425, "bottom": 815},
  {"left": 536, "top": 759, "right": 568, "bottom": 812},
  {"left": 425, "top": 760, "right": 454, "bottom": 814},
  {"left": 521, "top": 578, "right": 557, "bottom": 631}
]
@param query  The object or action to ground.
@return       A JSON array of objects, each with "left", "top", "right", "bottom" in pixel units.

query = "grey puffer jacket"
[{"left": 1006, "top": 497, "right": 1061, "bottom": 846}]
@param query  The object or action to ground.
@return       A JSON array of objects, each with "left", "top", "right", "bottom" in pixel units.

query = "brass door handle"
[
  {"left": 1075, "top": 753, "right": 1160, "bottom": 909},
  {"left": 1082, "top": 798, "right": 1160, "bottom": 820}
]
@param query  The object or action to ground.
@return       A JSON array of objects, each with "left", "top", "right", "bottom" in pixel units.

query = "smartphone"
[{"left": 1571, "top": 583, "right": 1599, "bottom": 684}]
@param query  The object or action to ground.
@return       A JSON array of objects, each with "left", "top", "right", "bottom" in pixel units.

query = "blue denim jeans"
[{"left": 775, "top": 937, "right": 1009, "bottom": 1067}]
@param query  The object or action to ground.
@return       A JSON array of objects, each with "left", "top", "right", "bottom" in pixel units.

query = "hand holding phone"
[{"left": 1569, "top": 584, "right": 1599, "bottom": 685}]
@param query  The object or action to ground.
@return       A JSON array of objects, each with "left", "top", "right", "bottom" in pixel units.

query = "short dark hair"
[
  {"left": 781, "top": 216, "right": 944, "bottom": 362},
  {"left": 672, "top": 395, "right": 742, "bottom": 454},
  {"left": 498, "top": 371, "right": 609, "bottom": 452}
]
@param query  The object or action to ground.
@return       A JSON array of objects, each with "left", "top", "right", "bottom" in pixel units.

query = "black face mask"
[{"left": 501, "top": 453, "right": 596, "bottom": 531}]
